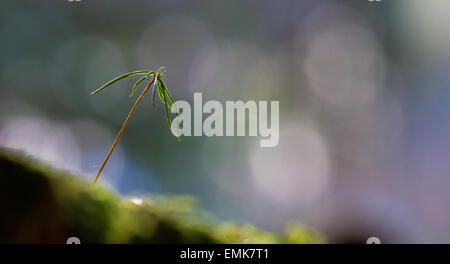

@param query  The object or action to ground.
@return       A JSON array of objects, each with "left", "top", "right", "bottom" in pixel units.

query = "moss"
[{"left": 0, "top": 147, "right": 325, "bottom": 244}]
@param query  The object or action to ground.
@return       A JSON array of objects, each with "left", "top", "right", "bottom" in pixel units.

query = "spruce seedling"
[{"left": 91, "top": 67, "right": 180, "bottom": 184}]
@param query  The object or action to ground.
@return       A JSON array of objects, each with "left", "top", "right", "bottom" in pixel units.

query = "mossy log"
[{"left": 0, "top": 148, "right": 324, "bottom": 244}]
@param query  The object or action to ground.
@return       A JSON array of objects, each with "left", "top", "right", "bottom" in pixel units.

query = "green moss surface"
[{"left": 0, "top": 148, "right": 325, "bottom": 244}]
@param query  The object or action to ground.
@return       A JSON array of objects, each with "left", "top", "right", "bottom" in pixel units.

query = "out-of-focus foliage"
[{"left": 0, "top": 147, "right": 324, "bottom": 244}]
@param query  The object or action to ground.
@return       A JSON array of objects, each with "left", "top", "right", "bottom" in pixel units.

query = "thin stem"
[{"left": 93, "top": 74, "right": 158, "bottom": 184}]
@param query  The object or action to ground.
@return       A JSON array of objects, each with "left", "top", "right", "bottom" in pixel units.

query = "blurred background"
[{"left": 1, "top": 0, "right": 450, "bottom": 243}]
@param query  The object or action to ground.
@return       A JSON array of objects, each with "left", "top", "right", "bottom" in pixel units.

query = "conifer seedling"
[{"left": 91, "top": 67, "right": 180, "bottom": 184}]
